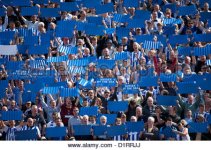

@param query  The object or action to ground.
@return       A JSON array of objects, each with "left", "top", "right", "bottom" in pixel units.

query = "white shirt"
[
  {"left": 47, "top": 121, "right": 56, "bottom": 127},
  {"left": 23, "top": 19, "right": 40, "bottom": 30}
]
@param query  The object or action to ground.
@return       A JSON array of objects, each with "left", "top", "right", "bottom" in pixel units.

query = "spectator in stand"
[
  {"left": 140, "top": 117, "right": 159, "bottom": 140},
  {"left": 60, "top": 97, "right": 74, "bottom": 126}
]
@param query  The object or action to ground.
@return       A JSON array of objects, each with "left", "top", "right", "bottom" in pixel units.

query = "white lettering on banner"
[
  {"left": 122, "top": 84, "right": 139, "bottom": 93},
  {"left": 0, "top": 45, "right": 18, "bottom": 55},
  {"left": 96, "top": 78, "right": 116, "bottom": 86}
]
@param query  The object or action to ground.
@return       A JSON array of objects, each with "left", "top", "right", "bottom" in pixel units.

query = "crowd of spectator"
[{"left": 0, "top": 0, "right": 211, "bottom": 141}]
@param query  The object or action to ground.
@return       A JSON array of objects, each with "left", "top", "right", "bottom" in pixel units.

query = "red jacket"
[{"left": 60, "top": 104, "right": 73, "bottom": 126}]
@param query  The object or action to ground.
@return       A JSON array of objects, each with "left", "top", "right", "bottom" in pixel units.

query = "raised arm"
[{"left": 40, "top": 93, "right": 48, "bottom": 109}]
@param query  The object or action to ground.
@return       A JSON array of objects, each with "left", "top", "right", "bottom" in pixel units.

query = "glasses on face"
[{"left": 73, "top": 110, "right": 79, "bottom": 112}]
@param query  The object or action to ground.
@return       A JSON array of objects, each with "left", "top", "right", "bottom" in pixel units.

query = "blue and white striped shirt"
[{"left": 6, "top": 127, "right": 17, "bottom": 141}]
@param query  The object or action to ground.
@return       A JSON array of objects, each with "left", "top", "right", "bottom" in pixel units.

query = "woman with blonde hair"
[
  {"left": 172, "top": 120, "right": 190, "bottom": 141},
  {"left": 94, "top": 97, "right": 106, "bottom": 114}
]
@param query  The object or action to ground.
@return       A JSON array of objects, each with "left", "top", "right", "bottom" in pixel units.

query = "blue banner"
[
  {"left": 60, "top": 88, "right": 80, "bottom": 97},
  {"left": 114, "top": 52, "right": 128, "bottom": 60},
  {"left": 156, "top": 96, "right": 177, "bottom": 106},
  {"left": 163, "top": 26, "right": 176, "bottom": 36},
  {"left": 95, "top": 3, "right": 114, "bottom": 15},
  {"left": 40, "top": 8, "right": 59, "bottom": 17},
  {"left": 45, "top": 127, "right": 67, "bottom": 138},
  {"left": 97, "top": 59, "right": 115, "bottom": 69},
  {"left": 122, "top": 84, "right": 139, "bottom": 94},
  {"left": 87, "top": 16, "right": 103, "bottom": 25},
  {"left": 116, "top": 27, "right": 129, "bottom": 39},
  {"left": 24, "top": 36, "right": 39, "bottom": 45},
  {"left": 161, "top": 126, "right": 176, "bottom": 139},
  {"left": 67, "top": 59, "right": 89, "bottom": 67},
  {"left": 113, "top": 14, "right": 130, "bottom": 23},
  {"left": 134, "top": 10, "right": 151, "bottom": 20},
  {"left": 200, "top": 12, "right": 211, "bottom": 21},
  {"left": 92, "top": 125, "right": 107, "bottom": 136},
  {"left": 55, "top": 21, "right": 75, "bottom": 37},
  {"left": 15, "top": 129, "right": 38, "bottom": 140},
  {"left": 193, "top": 34, "right": 211, "bottom": 43},
  {"left": 21, "top": 7, "right": 39, "bottom": 16},
  {"left": 177, "top": 47, "right": 192, "bottom": 56},
  {"left": 84, "top": 24, "right": 105, "bottom": 36},
  {"left": 126, "top": 121, "right": 144, "bottom": 132},
  {"left": 127, "top": 19, "right": 145, "bottom": 28},
  {"left": 197, "top": 80, "right": 211, "bottom": 90},
  {"left": 188, "top": 122, "right": 208, "bottom": 133},
  {"left": 81, "top": 0, "right": 101, "bottom": 8},
  {"left": 107, "top": 101, "right": 128, "bottom": 112},
  {"left": 193, "top": 45, "right": 211, "bottom": 56},
  {"left": 143, "top": 41, "right": 162, "bottom": 50},
  {"left": 139, "top": 76, "right": 158, "bottom": 87},
  {"left": 72, "top": 125, "right": 92, "bottom": 135},
  {"left": 33, "top": 0, "right": 48, "bottom": 4},
  {"left": 11, "top": 0, "right": 31, "bottom": 6},
  {"left": 29, "top": 59, "right": 46, "bottom": 69},
  {"left": 123, "top": 0, "right": 139, "bottom": 8},
  {"left": 59, "top": 2, "right": 79, "bottom": 12},
  {"left": 47, "top": 55, "right": 68, "bottom": 63},
  {"left": 0, "top": 111, "right": 22, "bottom": 121},
  {"left": 208, "top": 115, "right": 211, "bottom": 125},
  {"left": 79, "top": 106, "right": 98, "bottom": 116},
  {"left": 58, "top": 46, "right": 78, "bottom": 54},
  {"left": 6, "top": 61, "right": 24, "bottom": 70},
  {"left": 22, "top": 91, "right": 36, "bottom": 104},
  {"left": 43, "top": 87, "right": 60, "bottom": 95},
  {"left": 68, "top": 67, "right": 86, "bottom": 74},
  {"left": 178, "top": 5, "right": 197, "bottom": 16},
  {"left": 107, "top": 125, "right": 126, "bottom": 137},
  {"left": 95, "top": 78, "right": 117, "bottom": 87},
  {"left": 160, "top": 73, "right": 177, "bottom": 82},
  {"left": 169, "top": 35, "right": 188, "bottom": 46},
  {"left": 28, "top": 45, "right": 49, "bottom": 55},
  {"left": 0, "top": 8, "right": 5, "bottom": 17},
  {"left": 176, "top": 82, "right": 198, "bottom": 94},
  {"left": 105, "top": 28, "right": 115, "bottom": 35},
  {"left": 133, "top": 35, "right": 153, "bottom": 43},
  {"left": 163, "top": 18, "right": 182, "bottom": 25}
]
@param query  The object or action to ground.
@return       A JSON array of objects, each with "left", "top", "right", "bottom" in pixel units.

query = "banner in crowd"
[
  {"left": 156, "top": 96, "right": 177, "bottom": 106},
  {"left": 188, "top": 122, "right": 209, "bottom": 133},
  {"left": 107, "top": 101, "right": 128, "bottom": 112},
  {"left": 0, "top": 45, "right": 18, "bottom": 55},
  {"left": 60, "top": 88, "right": 80, "bottom": 97},
  {"left": 15, "top": 129, "right": 38, "bottom": 140},
  {"left": 126, "top": 121, "right": 144, "bottom": 132},
  {"left": 0, "top": 111, "right": 23, "bottom": 120},
  {"left": 45, "top": 127, "right": 67, "bottom": 138},
  {"left": 95, "top": 78, "right": 117, "bottom": 87},
  {"left": 122, "top": 84, "right": 139, "bottom": 94},
  {"left": 79, "top": 106, "right": 98, "bottom": 116}
]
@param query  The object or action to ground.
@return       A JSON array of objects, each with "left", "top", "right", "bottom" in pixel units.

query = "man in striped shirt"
[
  {"left": 21, "top": 118, "right": 41, "bottom": 140},
  {"left": 5, "top": 120, "right": 17, "bottom": 141}
]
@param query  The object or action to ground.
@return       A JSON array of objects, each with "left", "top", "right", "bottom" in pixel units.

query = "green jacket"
[{"left": 178, "top": 93, "right": 204, "bottom": 115}]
